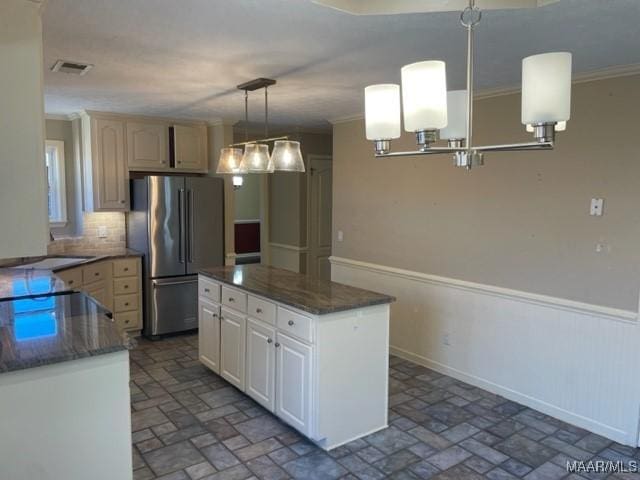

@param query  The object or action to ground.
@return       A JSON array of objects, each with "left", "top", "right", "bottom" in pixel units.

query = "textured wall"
[{"left": 333, "top": 74, "right": 640, "bottom": 310}]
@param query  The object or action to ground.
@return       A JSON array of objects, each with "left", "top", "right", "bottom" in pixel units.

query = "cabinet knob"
[
  {"left": 68, "top": 280, "right": 74, "bottom": 285},
  {"left": 204, "top": 288, "right": 210, "bottom": 293},
  {"left": 212, "top": 313, "right": 218, "bottom": 318},
  {"left": 94, "top": 272, "right": 99, "bottom": 277},
  {"left": 178, "top": 161, "right": 182, "bottom": 164},
  {"left": 124, "top": 285, "right": 129, "bottom": 289},
  {"left": 124, "top": 267, "right": 129, "bottom": 272},
  {"left": 288, "top": 320, "right": 295, "bottom": 326},
  {"left": 120, "top": 200, "right": 126, "bottom": 204},
  {"left": 161, "top": 161, "right": 166, "bottom": 164},
  {"left": 124, "top": 302, "right": 129, "bottom": 306},
  {"left": 229, "top": 297, "right": 235, "bottom": 302},
  {"left": 267, "top": 338, "right": 273, "bottom": 344},
  {"left": 256, "top": 308, "right": 263, "bottom": 314},
  {"left": 275, "top": 342, "right": 280, "bottom": 348}
]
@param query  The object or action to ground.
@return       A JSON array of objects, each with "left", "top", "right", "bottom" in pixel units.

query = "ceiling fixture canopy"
[
  {"left": 363, "top": 0, "right": 572, "bottom": 168},
  {"left": 216, "top": 78, "right": 305, "bottom": 176}
]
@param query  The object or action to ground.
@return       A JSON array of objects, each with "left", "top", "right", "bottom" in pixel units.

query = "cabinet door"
[
  {"left": 220, "top": 307, "right": 246, "bottom": 390},
  {"left": 199, "top": 299, "right": 221, "bottom": 374},
  {"left": 93, "top": 118, "right": 129, "bottom": 210},
  {"left": 246, "top": 318, "right": 276, "bottom": 412},
  {"left": 173, "top": 125, "right": 207, "bottom": 171},
  {"left": 126, "top": 122, "right": 168, "bottom": 170},
  {"left": 276, "top": 332, "right": 312, "bottom": 436}
]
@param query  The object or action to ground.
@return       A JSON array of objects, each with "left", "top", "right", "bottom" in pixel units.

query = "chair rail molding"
[{"left": 330, "top": 255, "right": 640, "bottom": 446}]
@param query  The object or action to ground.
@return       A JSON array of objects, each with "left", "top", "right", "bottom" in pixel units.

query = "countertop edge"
[{"left": 198, "top": 269, "right": 395, "bottom": 315}]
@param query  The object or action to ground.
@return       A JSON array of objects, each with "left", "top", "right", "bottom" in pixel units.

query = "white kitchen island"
[{"left": 198, "top": 264, "right": 394, "bottom": 450}]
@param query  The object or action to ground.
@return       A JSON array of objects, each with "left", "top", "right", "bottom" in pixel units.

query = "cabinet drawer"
[
  {"left": 221, "top": 285, "right": 247, "bottom": 313},
  {"left": 114, "top": 293, "right": 139, "bottom": 313},
  {"left": 83, "top": 262, "right": 108, "bottom": 285},
  {"left": 113, "top": 258, "right": 138, "bottom": 277},
  {"left": 248, "top": 295, "right": 276, "bottom": 325},
  {"left": 113, "top": 277, "right": 138, "bottom": 295},
  {"left": 56, "top": 268, "right": 82, "bottom": 289},
  {"left": 115, "top": 310, "right": 141, "bottom": 331},
  {"left": 277, "top": 307, "right": 313, "bottom": 344},
  {"left": 199, "top": 277, "right": 221, "bottom": 303}
]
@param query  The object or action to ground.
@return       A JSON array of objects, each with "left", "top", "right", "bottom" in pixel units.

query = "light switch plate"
[
  {"left": 337, "top": 230, "right": 344, "bottom": 242},
  {"left": 590, "top": 198, "right": 604, "bottom": 216}
]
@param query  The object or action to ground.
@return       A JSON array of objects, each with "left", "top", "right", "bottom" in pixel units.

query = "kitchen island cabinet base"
[{"left": 198, "top": 272, "right": 390, "bottom": 451}]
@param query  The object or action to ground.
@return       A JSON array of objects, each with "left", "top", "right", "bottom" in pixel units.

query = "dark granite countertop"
[
  {"left": 199, "top": 265, "right": 395, "bottom": 315},
  {"left": 0, "top": 268, "right": 72, "bottom": 302},
  {"left": 4, "top": 248, "right": 143, "bottom": 273},
  {"left": 0, "top": 291, "right": 128, "bottom": 374}
]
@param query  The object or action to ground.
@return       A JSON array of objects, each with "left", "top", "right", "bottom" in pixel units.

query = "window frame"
[{"left": 45, "top": 139, "right": 68, "bottom": 227}]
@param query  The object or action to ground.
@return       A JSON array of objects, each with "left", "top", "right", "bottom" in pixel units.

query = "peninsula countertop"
[
  {"left": 3, "top": 248, "right": 143, "bottom": 274},
  {"left": 199, "top": 264, "right": 395, "bottom": 315},
  {"left": 0, "top": 290, "right": 127, "bottom": 374}
]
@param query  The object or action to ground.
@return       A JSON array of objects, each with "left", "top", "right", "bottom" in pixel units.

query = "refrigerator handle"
[
  {"left": 178, "top": 188, "right": 185, "bottom": 264},
  {"left": 187, "top": 189, "right": 194, "bottom": 263}
]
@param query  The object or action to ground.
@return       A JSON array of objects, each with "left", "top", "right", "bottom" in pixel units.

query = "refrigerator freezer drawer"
[{"left": 149, "top": 277, "right": 198, "bottom": 335}]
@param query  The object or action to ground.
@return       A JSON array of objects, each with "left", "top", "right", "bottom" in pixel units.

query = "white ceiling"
[{"left": 42, "top": 0, "right": 640, "bottom": 128}]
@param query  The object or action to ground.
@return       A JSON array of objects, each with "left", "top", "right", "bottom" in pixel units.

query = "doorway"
[{"left": 307, "top": 155, "right": 332, "bottom": 279}]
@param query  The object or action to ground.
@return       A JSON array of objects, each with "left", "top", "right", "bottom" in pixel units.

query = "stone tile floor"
[{"left": 130, "top": 334, "right": 639, "bottom": 480}]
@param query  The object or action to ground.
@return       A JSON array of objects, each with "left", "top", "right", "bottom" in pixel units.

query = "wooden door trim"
[{"left": 306, "top": 155, "right": 332, "bottom": 277}]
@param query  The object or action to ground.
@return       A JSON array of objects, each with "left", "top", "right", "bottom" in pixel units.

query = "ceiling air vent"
[{"left": 51, "top": 60, "right": 93, "bottom": 76}]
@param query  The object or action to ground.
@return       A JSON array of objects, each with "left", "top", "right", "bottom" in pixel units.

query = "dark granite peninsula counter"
[
  {"left": 0, "top": 278, "right": 132, "bottom": 478},
  {"left": 4, "top": 248, "right": 143, "bottom": 273},
  {"left": 0, "top": 268, "right": 72, "bottom": 301},
  {"left": 197, "top": 264, "right": 393, "bottom": 451},
  {"left": 199, "top": 264, "right": 395, "bottom": 315}
]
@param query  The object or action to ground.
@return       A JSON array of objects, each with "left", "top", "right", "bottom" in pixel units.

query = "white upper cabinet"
[
  {"left": 173, "top": 125, "right": 207, "bottom": 172},
  {"left": 82, "top": 114, "right": 129, "bottom": 212},
  {"left": 126, "top": 122, "right": 168, "bottom": 170}
]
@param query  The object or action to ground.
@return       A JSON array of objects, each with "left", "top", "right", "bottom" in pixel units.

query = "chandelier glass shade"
[
  {"left": 216, "top": 147, "right": 246, "bottom": 174},
  {"left": 271, "top": 140, "right": 305, "bottom": 172},
  {"left": 242, "top": 143, "right": 273, "bottom": 173},
  {"left": 363, "top": 0, "right": 572, "bottom": 168}
]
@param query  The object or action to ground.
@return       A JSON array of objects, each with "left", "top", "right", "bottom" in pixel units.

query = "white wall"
[
  {"left": 0, "top": 0, "right": 48, "bottom": 258},
  {"left": 0, "top": 351, "right": 133, "bottom": 480},
  {"left": 332, "top": 257, "right": 640, "bottom": 446}
]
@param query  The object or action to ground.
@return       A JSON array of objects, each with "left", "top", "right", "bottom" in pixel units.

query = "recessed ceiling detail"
[{"left": 312, "top": 0, "right": 560, "bottom": 15}]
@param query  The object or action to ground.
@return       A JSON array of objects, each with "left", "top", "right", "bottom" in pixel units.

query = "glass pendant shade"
[
  {"left": 242, "top": 143, "right": 271, "bottom": 173},
  {"left": 216, "top": 147, "right": 246, "bottom": 174},
  {"left": 401, "top": 60, "right": 448, "bottom": 132},
  {"left": 521, "top": 52, "right": 572, "bottom": 125},
  {"left": 440, "top": 90, "right": 468, "bottom": 140},
  {"left": 271, "top": 140, "right": 305, "bottom": 172},
  {"left": 364, "top": 84, "right": 401, "bottom": 140}
]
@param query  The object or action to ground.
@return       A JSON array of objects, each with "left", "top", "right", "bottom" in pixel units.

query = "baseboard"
[{"left": 389, "top": 345, "right": 631, "bottom": 445}]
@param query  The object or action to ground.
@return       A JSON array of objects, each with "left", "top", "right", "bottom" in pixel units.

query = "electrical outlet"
[
  {"left": 442, "top": 333, "right": 451, "bottom": 346},
  {"left": 97, "top": 226, "right": 108, "bottom": 238},
  {"left": 590, "top": 198, "right": 604, "bottom": 216},
  {"left": 337, "top": 230, "right": 344, "bottom": 242}
]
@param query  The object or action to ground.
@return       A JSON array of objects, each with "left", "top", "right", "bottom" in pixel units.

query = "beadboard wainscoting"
[
  {"left": 269, "top": 243, "right": 308, "bottom": 273},
  {"left": 330, "top": 256, "right": 640, "bottom": 446}
]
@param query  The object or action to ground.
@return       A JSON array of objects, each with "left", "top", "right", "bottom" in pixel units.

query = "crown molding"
[
  {"left": 330, "top": 63, "right": 640, "bottom": 126},
  {"left": 44, "top": 113, "right": 73, "bottom": 121}
]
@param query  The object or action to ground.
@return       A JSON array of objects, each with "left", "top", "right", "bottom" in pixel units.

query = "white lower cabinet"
[
  {"left": 246, "top": 319, "right": 276, "bottom": 412},
  {"left": 275, "top": 331, "right": 313, "bottom": 437},
  {"left": 197, "top": 274, "right": 390, "bottom": 451},
  {"left": 198, "top": 299, "right": 220, "bottom": 373},
  {"left": 220, "top": 307, "right": 246, "bottom": 390}
]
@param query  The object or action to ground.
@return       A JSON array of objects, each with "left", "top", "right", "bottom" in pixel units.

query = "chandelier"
[
  {"left": 217, "top": 78, "right": 305, "bottom": 176},
  {"left": 364, "top": 0, "right": 572, "bottom": 169}
]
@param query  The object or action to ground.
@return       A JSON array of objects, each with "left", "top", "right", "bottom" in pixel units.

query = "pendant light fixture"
[
  {"left": 364, "top": 0, "right": 572, "bottom": 169},
  {"left": 217, "top": 78, "right": 305, "bottom": 175}
]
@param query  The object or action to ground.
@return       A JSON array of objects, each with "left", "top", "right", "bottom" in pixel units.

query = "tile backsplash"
[{"left": 48, "top": 212, "right": 126, "bottom": 254}]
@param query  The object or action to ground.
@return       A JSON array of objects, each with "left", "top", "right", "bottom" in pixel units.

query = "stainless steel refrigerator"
[{"left": 128, "top": 176, "right": 224, "bottom": 336}]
